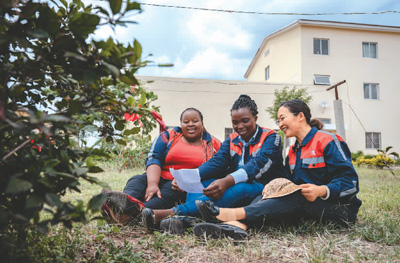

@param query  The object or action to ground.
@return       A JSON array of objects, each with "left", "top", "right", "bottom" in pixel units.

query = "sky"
[{"left": 93, "top": 0, "right": 400, "bottom": 81}]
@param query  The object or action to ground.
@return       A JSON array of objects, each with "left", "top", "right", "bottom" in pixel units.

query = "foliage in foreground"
[{"left": 0, "top": 0, "right": 162, "bottom": 233}]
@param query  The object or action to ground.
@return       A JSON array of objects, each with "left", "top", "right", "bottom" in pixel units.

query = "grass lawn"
[{"left": 8, "top": 165, "right": 400, "bottom": 262}]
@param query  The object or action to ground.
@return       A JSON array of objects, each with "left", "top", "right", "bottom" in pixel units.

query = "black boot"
[
  {"left": 159, "top": 216, "right": 201, "bottom": 235},
  {"left": 195, "top": 200, "right": 220, "bottom": 222}
]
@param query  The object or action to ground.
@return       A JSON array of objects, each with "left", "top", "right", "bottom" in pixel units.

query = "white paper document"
[{"left": 170, "top": 168, "right": 204, "bottom": 193}]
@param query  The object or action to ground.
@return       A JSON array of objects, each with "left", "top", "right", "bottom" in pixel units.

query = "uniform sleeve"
[
  {"left": 145, "top": 131, "right": 170, "bottom": 168},
  {"left": 198, "top": 137, "right": 232, "bottom": 181},
  {"left": 324, "top": 140, "right": 359, "bottom": 201},
  {"left": 212, "top": 137, "right": 222, "bottom": 153},
  {"left": 242, "top": 132, "right": 283, "bottom": 181}
]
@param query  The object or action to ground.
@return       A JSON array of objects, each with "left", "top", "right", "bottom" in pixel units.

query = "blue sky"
[{"left": 93, "top": 0, "right": 400, "bottom": 81}]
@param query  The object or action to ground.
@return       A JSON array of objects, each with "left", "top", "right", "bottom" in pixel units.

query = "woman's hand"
[
  {"left": 203, "top": 176, "right": 235, "bottom": 199},
  {"left": 171, "top": 179, "right": 184, "bottom": 192},
  {"left": 300, "top": 184, "right": 327, "bottom": 202},
  {"left": 145, "top": 184, "right": 162, "bottom": 202}
]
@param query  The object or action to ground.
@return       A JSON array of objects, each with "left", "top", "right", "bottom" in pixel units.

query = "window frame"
[
  {"left": 313, "top": 38, "right": 329, "bottom": 55},
  {"left": 363, "top": 83, "right": 379, "bottom": 100},
  {"left": 365, "top": 132, "right": 381, "bottom": 149},
  {"left": 265, "top": 66, "right": 270, "bottom": 81},
  {"left": 362, "top": 42, "right": 377, "bottom": 58},
  {"left": 224, "top": 128, "right": 234, "bottom": 140},
  {"left": 313, "top": 75, "right": 331, "bottom": 85}
]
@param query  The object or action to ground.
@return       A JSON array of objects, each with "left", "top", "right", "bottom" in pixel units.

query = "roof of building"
[{"left": 244, "top": 19, "right": 400, "bottom": 78}]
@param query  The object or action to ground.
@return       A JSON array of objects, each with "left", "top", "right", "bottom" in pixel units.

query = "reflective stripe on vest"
[
  {"left": 229, "top": 128, "right": 275, "bottom": 158},
  {"left": 302, "top": 156, "right": 325, "bottom": 168}
]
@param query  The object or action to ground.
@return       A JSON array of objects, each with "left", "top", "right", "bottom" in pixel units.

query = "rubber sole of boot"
[{"left": 193, "top": 223, "right": 248, "bottom": 240}]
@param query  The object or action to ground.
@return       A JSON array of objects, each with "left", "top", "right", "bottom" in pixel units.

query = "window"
[
  {"left": 317, "top": 118, "right": 331, "bottom": 125},
  {"left": 265, "top": 66, "right": 270, "bottom": 80},
  {"left": 225, "top": 128, "right": 234, "bottom": 140},
  {"left": 313, "top": 38, "right": 329, "bottom": 55},
  {"left": 363, "top": 83, "right": 379, "bottom": 100},
  {"left": 264, "top": 49, "right": 270, "bottom": 57},
  {"left": 313, "top": 75, "right": 331, "bottom": 85},
  {"left": 366, "top": 132, "right": 381, "bottom": 149},
  {"left": 363, "top": 42, "right": 377, "bottom": 58}
]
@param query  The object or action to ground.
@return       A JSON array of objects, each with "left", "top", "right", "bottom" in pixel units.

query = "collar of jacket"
[
  {"left": 171, "top": 126, "right": 213, "bottom": 142},
  {"left": 231, "top": 125, "right": 262, "bottom": 146},
  {"left": 293, "top": 126, "right": 319, "bottom": 149}
]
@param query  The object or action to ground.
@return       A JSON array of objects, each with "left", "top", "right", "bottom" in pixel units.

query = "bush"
[
  {"left": 351, "top": 150, "right": 364, "bottom": 162},
  {"left": 0, "top": 0, "right": 159, "bottom": 233}
]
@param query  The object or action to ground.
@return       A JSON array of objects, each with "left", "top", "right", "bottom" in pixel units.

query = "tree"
[
  {"left": 0, "top": 0, "right": 159, "bottom": 232},
  {"left": 266, "top": 86, "right": 312, "bottom": 156},
  {"left": 266, "top": 86, "right": 313, "bottom": 120}
]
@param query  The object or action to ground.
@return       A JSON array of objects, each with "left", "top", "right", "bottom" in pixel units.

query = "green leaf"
[
  {"left": 26, "top": 195, "right": 44, "bottom": 209},
  {"left": 88, "top": 193, "right": 107, "bottom": 211},
  {"left": 88, "top": 166, "right": 104, "bottom": 173},
  {"left": 44, "top": 114, "right": 71, "bottom": 122},
  {"left": 69, "top": 12, "right": 100, "bottom": 36},
  {"left": 5, "top": 178, "right": 32, "bottom": 194},
  {"left": 139, "top": 91, "right": 147, "bottom": 105},
  {"left": 126, "top": 1, "right": 141, "bottom": 11},
  {"left": 120, "top": 74, "right": 138, "bottom": 85},
  {"left": 102, "top": 61, "right": 120, "bottom": 77},
  {"left": 116, "top": 139, "right": 127, "bottom": 146},
  {"left": 109, "top": 0, "right": 122, "bottom": 14},
  {"left": 26, "top": 29, "right": 50, "bottom": 39},
  {"left": 112, "top": 226, "right": 120, "bottom": 233},
  {"left": 124, "top": 127, "right": 140, "bottom": 135},
  {"left": 133, "top": 39, "right": 142, "bottom": 61},
  {"left": 106, "top": 136, "right": 113, "bottom": 143},
  {"left": 126, "top": 94, "right": 135, "bottom": 106},
  {"left": 70, "top": 101, "right": 82, "bottom": 114},
  {"left": 45, "top": 193, "right": 62, "bottom": 208},
  {"left": 115, "top": 120, "right": 125, "bottom": 131}
]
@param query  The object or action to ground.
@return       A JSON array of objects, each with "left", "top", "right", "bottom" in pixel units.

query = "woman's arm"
[{"left": 145, "top": 164, "right": 162, "bottom": 201}]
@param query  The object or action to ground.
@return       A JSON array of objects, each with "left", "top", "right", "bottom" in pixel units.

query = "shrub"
[{"left": 0, "top": 0, "right": 159, "bottom": 233}]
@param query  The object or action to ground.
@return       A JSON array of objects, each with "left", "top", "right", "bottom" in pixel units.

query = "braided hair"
[
  {"left": 230, "top": 94, "right": 258, "bottom": 116},
  {"left": 179, "top": 107, "right": 215, "bottom": 160},
  {"left": 279, "top": 99, "right": 324, "bottom": 130}
]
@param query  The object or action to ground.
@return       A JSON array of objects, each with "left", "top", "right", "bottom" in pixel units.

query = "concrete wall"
[
  {"left": 247, "top": 26, "right": 303, "bottom": 84},
  {"left": 245, "top": 22, "right": 400, "bottom": 154}
]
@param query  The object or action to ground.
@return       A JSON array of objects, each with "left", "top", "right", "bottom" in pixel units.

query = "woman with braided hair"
[
  {"left": 102, "top": 108, "right": 221, "bottom": 225},
  {"left": 193, "top": 99, "right": 362, "bottom": 240},
  {"left": 142, "top": 94, "right": 286, "bottom": 234}
]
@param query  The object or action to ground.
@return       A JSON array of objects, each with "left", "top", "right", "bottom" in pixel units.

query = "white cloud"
[{"left": 149, "top": 48, "right": 247, "bottom": 79}]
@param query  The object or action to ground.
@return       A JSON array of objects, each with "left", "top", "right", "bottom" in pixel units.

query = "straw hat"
[{"left": 261, "top": 178, "right": 301, "bottom": 200}]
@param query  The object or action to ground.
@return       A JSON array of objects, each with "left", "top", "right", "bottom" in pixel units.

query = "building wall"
[
  {"left": 139, "top": 71, "right": 400, "bottom": 155},
  {"left": 246, "top": 26, "right": 303, "bottom": 84},
  {"left": 299, "top": 25, "right": 400, "bottom": 153},
  {"left": 244, "top": 22, "right": 400, "bottom": 154}
]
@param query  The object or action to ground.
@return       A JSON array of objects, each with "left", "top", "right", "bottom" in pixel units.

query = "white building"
[{"left": 140, "top": 19, "right": 400, "bottom": 154}]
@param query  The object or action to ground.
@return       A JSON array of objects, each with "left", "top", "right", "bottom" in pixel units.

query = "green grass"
[{"left": 2, "top": 166, "right": 400, "bottom": 262}]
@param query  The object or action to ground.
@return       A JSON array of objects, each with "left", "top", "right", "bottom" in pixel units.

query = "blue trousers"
[
  {"left": 174, "top": 179, "right": 264, "bottom": 217},
  {"left": 123, "top": 173, "right": 186, "bottom": 209},
  {"left": 244, "top": 191, "right": 362, "bottom": 227}
]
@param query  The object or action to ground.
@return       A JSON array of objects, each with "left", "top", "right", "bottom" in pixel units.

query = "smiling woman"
[
  {"left": 101, "top": 108, "right": 221, "bottom": 225},
  {"left": 193, "top": 99, "right": 362, "bottom": 240},
  {"left": 141, "top": 94, "right": 286, "bottom": 234}
]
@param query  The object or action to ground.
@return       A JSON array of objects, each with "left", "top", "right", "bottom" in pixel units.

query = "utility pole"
[{"left": 327, "top": 80, "right": 346, "bottom": 140}]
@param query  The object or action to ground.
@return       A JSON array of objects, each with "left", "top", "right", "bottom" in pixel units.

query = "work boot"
[
  {"left": 160, "top": 216, "right": 201, "bottom": 235},
  {"left": 195, "top": 200, "right": 220, "bottom": 223},
  {"left": 193, "top": 223, "right": 248, "bottom": 240},
  {"left": 101, "top": 190, "right": 144, "bottom": 225}
]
